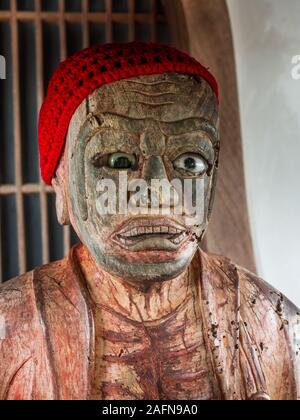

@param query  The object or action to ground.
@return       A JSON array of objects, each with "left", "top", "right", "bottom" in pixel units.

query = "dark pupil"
[
  {"left": 113, "top": 157, "right": 132, "bottom": 169},
  {"left": 184, "top": 157, "right": 196, "bottom": 170}
]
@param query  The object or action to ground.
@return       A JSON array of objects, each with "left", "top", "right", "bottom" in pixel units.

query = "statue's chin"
[{"left": 89, "top": 245, "right": 196, "bottom": 286}]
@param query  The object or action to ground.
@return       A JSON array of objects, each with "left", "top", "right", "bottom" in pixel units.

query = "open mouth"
[{"left": 112, "top": 218, "right": 189, "bottom": 250}]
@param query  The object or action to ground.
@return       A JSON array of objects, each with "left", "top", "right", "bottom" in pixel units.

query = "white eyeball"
[{"left": 173, "top": 153, "right": 208, "bottom": 175}]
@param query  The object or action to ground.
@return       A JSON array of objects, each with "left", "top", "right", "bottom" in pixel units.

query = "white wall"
[{"left": 227, "top": 0, "right": 300, "bottom": 307}]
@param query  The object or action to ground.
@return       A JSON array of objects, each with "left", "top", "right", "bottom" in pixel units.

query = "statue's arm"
[
  {"left": 283, "top": 296, "right": 300, "bottom": 399},
  {"left": 238, "top": 266, "right": 300, "bottom": 400},
  {"left": 0, "top": 273, "right": 39, "bottom": 399}
]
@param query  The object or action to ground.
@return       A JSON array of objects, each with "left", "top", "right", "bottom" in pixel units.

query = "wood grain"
[{"left": 0, "top": 244, "right": 299, "bottom": 399}]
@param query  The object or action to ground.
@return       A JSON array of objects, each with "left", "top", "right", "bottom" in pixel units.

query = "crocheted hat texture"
[{"left": 38, "top": 42, "right": 219, "bottom": 185}]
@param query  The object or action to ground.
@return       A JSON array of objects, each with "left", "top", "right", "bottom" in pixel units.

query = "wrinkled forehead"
[
  {"left": 65, "top": 73, "right": 219, "bottom": 153},
  {"left": 87, "top": 72, "right": 218, "bottom": 124}
]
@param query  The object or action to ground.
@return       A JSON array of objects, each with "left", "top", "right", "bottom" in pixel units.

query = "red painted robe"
[{"left": 0, "top": 244, "right": 299, "bottom": 400}]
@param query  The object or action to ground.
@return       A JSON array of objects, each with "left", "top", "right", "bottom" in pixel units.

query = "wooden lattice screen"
[{"left": 0, "top": 0, "right": 171, "bottom": 283}]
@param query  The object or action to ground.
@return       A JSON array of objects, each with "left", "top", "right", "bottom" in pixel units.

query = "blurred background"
[
  {"left": 228, "top": 0, "right": 300, "bottom": 306},
  {"left": 0, "top": 0, "right": 299, "bottom": 306}
]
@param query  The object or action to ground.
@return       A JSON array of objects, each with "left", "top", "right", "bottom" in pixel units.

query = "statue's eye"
[
  {"left": 108, "top": 152, "right": 137, "bottom": 170},
  {"left": 91, "top": 152, "right": 138, "bottom": 170},
  {"left": 173, "top": 153, "right": 208, "bottom": 175}
]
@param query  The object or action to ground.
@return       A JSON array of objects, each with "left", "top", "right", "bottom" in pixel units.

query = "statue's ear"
[{"left": 52, "top": 174, "right": 70, "bottom": 226}]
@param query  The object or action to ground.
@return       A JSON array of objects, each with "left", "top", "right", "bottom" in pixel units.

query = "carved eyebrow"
[
  {"left": 100, "top": 113, "right": 218, "bottom": 146},
  {"left": 100, "top": 113, "right": 146, "bottom": 132},
  {"left": 159, "top": 119, "right": 218, "bottom": 145}
]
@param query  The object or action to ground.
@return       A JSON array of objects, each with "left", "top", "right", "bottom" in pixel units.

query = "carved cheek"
[
  {"left": 84, "top": 164, "right": 131, "bottom": 244},
  {"left": 167, "top": 173, "right": 210, "bottom": 233},
  {"left": 203, "top": 175, "right": 213, "bottom": 222}
]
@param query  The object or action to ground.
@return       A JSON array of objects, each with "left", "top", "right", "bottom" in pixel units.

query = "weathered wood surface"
[
  {"left": 61, "top": 74, "right": 219, "bottom": 284},
  {"left": 0, "top": 54, "right": 299, "bottom": 401},
  {"left": 0, "top": 244, "right": 299, "bottom": 400}
]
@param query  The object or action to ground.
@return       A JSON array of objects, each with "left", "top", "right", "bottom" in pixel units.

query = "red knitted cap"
[{"left": 38, "top": 42, "right": 219, "bottom": 185}]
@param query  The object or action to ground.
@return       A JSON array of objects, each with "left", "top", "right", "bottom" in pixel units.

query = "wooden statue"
[{"left": 0, "top": 43, "right": 299, "bottom": 400}]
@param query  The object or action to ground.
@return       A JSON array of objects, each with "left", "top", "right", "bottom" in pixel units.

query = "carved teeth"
[
  {"left": 169, "top": 227, "right": 177, "bottom": 234},
  {"left": 118, "top": 225, "right": 186, "bottom": 239},
  {"left": 131, "top": 227, "right": 138, "bottom": 236},
  {"left": 173, "top": 232, "right": 186, "bottom": 244}
]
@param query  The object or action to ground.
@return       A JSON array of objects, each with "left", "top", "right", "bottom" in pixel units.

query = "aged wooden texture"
[
  {"left": 0, "top": 65, "right": 299, "bottom": 400},
  {"left": 0, "top": 244, "right": 299, "bottom": 400},
  {"left": 62, "top": 74, "right": 219, "bottom": 285},
  {"left": 0, "top": 0, "right": 168, "bottom": 284},
  {"left": 163, "top": 0, "right": 256, "bottom": 273}
]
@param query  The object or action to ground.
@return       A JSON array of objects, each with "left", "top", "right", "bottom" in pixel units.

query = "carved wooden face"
[{"left": 58, "top": 73, "right": 219, "bottom": 284}]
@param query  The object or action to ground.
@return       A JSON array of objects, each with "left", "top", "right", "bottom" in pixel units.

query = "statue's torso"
[
  {"left": 93, "top": 285, "right": 216, "bottom": 400},
  {"left": 0, "top": 245, "right": 299, "bottom": 400}
]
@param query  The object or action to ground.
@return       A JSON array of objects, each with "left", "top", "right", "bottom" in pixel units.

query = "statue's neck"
[{"left": 75, "top": 245, "right": 192, "bottom": 323}]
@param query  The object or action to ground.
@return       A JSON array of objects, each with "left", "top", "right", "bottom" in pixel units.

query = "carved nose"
[
  {"left": 141, "top": 156, "right": 179, "bottom": 208},
  {"left": 143, "top": 155, "right": 168, "bottom": 182}
]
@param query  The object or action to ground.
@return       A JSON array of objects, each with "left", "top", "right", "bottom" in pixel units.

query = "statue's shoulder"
[
  {"left": 0, "top": 248, "right": 90, "bottom": 400},
  {"left": 203, "top": 250, "right": 300, "bottom": 314},
  {"left": 0, "top": 256, "right": 71, "bottom": 339},
  {"left": 236, "top": 262, "right": 300, "bottom": 399},
  {"left": 0, "top": 256, "right": 75, "bottom": 399},
  {"left": 0, "top": 271, "right": 36, "bottom": 336},
  {"left": 201, "top": 251, "right": 300, "bottom": 399},
  {"left": 235, "top": 262, "right": 300, "bottom": 317}
]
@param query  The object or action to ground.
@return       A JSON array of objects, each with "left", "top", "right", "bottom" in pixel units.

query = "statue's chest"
[{"left": 92, "top": 299, "right": 216, "bottom": 400}]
